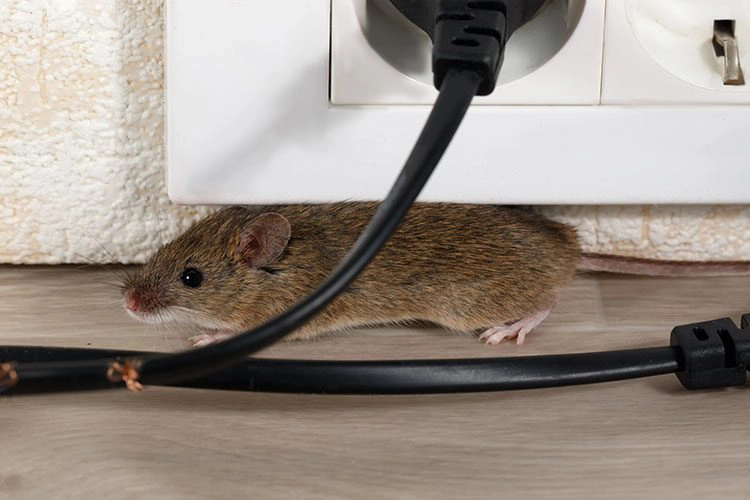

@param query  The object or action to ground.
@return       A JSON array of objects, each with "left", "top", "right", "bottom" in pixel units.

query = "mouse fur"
[{"left": 121, "top": 203, "right": 581, "bottom": 346}]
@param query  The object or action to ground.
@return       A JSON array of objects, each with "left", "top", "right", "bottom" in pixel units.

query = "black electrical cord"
[
  {"left": 2, "top": 67, "right": 482, "bottom": 394},
  {"left": 5, "top": 314, "right": 750, "bottom": 394},
  {"left": 0, "top": 346, "right": 679, "bottom": 395}
]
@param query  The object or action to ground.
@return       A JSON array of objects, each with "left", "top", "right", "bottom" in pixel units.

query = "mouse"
[{"left": 120, "top": 203, "right": 750, "bottom": 347}]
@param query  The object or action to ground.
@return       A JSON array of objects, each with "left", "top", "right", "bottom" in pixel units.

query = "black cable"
[
  {"left": 4, "top": 68, "right": 482, "bottom": 393},
  {"left": 0, "top": 345, "right": 680, "bottom": 395},
  {"left": 6, "top": 314, "right": 750, "bottom": 394}
]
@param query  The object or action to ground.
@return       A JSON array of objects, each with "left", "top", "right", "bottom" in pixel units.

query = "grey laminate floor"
[{"left": 1, "top": 265, "right": 749, "bottom": 499}]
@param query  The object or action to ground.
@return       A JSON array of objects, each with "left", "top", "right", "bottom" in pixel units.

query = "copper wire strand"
[
  {"left": 0, "top": 363, "right": 19, "bottom": 388},
  {"left": 107, "top": 359, "right": 144, "bottom": 392}
]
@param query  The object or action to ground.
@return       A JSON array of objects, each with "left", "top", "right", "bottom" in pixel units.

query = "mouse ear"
[{"left": 237, "top": 213, "right": 291, "bottom": 268}]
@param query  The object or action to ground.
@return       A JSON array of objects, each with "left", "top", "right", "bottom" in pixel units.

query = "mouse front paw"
[
  {"left": 479, "top": 304, "right": 555, "bottom": 345},
  {"left": 189, "top": 331, "right": 235, "bottom": 348}
]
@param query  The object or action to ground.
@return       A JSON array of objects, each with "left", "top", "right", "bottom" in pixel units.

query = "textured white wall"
[
  {"left": 1, "top": 1, "right": 748, "bottom": 264},
  {"left": 539, "top": 205, "right": 750, "bottom": 261},
  {"left": 0, "top": 0, "right": 211, "bottom": 264}
]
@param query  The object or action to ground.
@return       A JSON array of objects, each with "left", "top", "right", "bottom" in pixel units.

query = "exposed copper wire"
[
  {"left": 107, "top": 359, "right": 144, "bottom": 392},
  {"left": 0, "top": 363, "right": 19, "bottom": 389}
]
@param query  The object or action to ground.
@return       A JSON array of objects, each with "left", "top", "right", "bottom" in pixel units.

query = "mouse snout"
[
  {"left": 124, "top": 286, "right": 163, "bottom": 314},
  {"left": 124, "top": 290, "right": 142, "bottom": 312}
]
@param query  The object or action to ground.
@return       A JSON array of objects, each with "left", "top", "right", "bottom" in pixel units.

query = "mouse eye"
[{"left": 180, "top": 267, "right": 203, "bottom": 288}]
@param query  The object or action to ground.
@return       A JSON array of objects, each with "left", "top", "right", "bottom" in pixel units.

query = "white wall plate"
[{"left": 166, "top": 0, "right": 750, "bottom": 205}]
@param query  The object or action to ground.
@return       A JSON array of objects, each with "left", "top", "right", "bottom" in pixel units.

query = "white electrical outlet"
[
  {"left": 166, "top": 0, "right": 750, "bottom": 205},
  {"left": 602, "top": 0, "right": 750, "bottom": 103},
  {"left": 331, "top": 0, "right": 604, "bottom": 104}
]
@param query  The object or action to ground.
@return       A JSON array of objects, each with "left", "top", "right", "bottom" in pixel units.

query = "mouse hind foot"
[{"left": 479, "top": 303, "right": 556, "bottom": 345}]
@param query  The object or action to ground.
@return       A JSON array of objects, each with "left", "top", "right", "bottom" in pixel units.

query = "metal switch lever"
[{"left": 713, "top": 20, "right": 745, "bottom": 86}]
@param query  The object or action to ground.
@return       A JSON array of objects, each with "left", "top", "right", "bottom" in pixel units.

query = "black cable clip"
[{"left": 670, "top": 315, "right": 750, "bottom": 390}]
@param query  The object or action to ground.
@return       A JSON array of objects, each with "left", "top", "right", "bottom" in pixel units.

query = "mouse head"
[{"left": 121, "top": 207, "right": 291, "bottom": 333}]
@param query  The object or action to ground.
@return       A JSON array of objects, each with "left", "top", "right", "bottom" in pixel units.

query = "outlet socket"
[
  {"left": 602, "top": 0, "right": 750, "bottom": 104},
  {"left": 331, "top": 0, "right": 604, "bottom": 105}
]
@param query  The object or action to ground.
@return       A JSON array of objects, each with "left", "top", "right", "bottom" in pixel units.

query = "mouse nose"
[
  {"left": 124, "top": 286, "right": 163, "bottom": 314},
  {"left": 124, "top": 290, "right": 142, "bottom": 312}
]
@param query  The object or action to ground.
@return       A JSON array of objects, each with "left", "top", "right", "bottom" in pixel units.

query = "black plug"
[
  {"left": 670, "top": 315, "right": 750, "bottom": 390},
  {"left": 388, "top": 0, "right": 547, "bottom": 94}
]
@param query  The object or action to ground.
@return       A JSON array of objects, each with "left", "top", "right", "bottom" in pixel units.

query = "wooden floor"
[{"left": 1, "top": 265, "right": 750, "bottom": 499}]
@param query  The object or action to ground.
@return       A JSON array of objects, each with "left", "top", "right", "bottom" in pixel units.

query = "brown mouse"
[{"left": 120, "top": 203, "right": 750, "bottom": 347}]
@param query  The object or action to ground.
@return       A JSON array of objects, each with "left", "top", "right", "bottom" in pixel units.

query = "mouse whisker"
[
  {"left": 104, "top": 264, "right": 132, "bottom": 280},
  {"left": 169, "top": 306, "right": 236, "bottom": 332},
  {"left": 72, "top": 259, "right": 100, "bottom": 269},
  {"left": 69, "top": 251, "right": 113, "bottom": 269},
  {"left": 90, "top": 278, "right": 123, "bottom": 287},
  {"left": 99, "top": 265, "right": 132, "bottom": 285},
  {"left": 66, "top": 248, "right": 130, "bottom": 281},
  {"left": 72, "top": 261, "right": 130, "bottom": 286},
  {"left": 83, "top": 229, "right": 125, "bottom": 268},
  {"left": 97, "top": 298, "right": 127, "bottom": 306},
  {"left": 168, "top": 324, "right": 188, "bottom": 340},
  {"left": 32, "top": 204, "right": 132, "bottom": 280}
]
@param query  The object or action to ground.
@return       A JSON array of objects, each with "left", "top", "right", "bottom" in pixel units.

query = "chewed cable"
[
  {"left": 5, "top": 315, "right": 750, "bottom": 395},
  {"left": 0, "top": 345, "right": 677, "bottom": 395}
]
